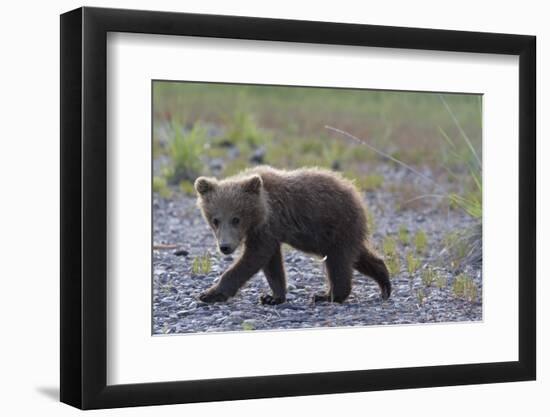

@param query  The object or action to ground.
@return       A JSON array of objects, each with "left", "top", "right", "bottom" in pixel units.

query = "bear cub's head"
[{"left": 195, "top": 174, "right": 268, "bottom": 255}]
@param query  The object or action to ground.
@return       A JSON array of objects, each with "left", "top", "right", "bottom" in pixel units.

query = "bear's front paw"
[
  {"left": 198, "top": 288, "right": 228, "bottom": 303},
  {"left": 260, "top": 294, "right": 285, "bottom": 305},
  {"left": 312, "top": 293, "right": 346, "bottom": 303}
]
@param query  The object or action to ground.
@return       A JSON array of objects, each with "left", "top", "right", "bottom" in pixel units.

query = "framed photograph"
[{"left": 60, "top": 6, "right": 536, "bottom": 410}]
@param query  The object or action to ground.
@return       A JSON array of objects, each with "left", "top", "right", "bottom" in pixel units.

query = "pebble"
[{"left": 249, "top": 146, "right": 266, "bottom": 164}]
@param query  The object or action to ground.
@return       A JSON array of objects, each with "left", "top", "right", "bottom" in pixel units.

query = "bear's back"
[{"left": 248, "top": 166, "right": 368, "bottom": 254}]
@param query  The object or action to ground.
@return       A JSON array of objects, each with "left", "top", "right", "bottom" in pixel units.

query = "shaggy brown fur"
[{"left": 194, "top": 166, "right": 390, "bottom": 304}]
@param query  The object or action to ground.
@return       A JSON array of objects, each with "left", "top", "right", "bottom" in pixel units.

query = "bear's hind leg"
[
  {"left": 354, "top": 245, "right": 391, "bottom": 300},
  {"left": 313, "top": 252, "right": 353, "bottom": 303},
  {"left": 261, "top": 246, "right": 286, "bottom": 305}
]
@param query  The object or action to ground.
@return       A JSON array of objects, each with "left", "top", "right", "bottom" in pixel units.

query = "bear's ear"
[
  {"left": 194, "top": 177, "right": 217, "bottom": 196},
  {"left": 243, "top": 174, "right": 263, "bottom": 194}
]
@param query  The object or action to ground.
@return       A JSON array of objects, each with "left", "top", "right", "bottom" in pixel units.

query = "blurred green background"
[{"left": 152, "top": 81, "right": 481, "bottom": 218}]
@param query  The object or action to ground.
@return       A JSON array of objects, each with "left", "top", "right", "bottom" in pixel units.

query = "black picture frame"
[{"left": 60, "top": 6, "right": 536, "bottom": 410}]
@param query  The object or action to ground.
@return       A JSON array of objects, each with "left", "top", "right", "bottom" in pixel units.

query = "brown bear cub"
[{"left": 194, "top": 166, "right": 390, "bottom": 304}]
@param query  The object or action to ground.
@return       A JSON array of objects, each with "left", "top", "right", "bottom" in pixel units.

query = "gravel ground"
[{"left": 152, "top": 166, "right": 482, "bottom": 335}]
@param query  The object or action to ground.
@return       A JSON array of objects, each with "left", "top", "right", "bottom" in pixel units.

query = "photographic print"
[
  {"left": 152, "top": 81, "right": 483, "bottom": 335},
  {"left": 61, "top": 8, "right": 535, "bottom": 408}
]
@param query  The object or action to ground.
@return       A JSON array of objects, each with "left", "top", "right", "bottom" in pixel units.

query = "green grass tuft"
[
  {"left": 153, "top": 176, "right": 172, "bottom": 199},
  {"left": 385, "top": 254, "right": 401, "bottom": 277},
  {"left": 226, "top": 110, "right": 269, "bottom": 149},
  {"left": 191, "top": 252, "right": 212, "bottom": 275},
  {"left": 444, "top": 231, "right": 469, "bottom": 271},
  {"left": 398, "top": 225, "right": 409, "bottom": 245},
  {"left": 416, "top": 288, "right": 426, "bottom": 306},
  {"left": 242, "top": 321, "right": 256, "bottom": 331},
  {"left": 406, "top": 252, "right": 421, "bottom": 276},
  {"left": 383, "top": 236, "right": 397, "bottom": 257},
  {"left": 421, "top": 266, "right": 437, "bottom": 288},
  {"left": 166, "top": 122, "right": 207, "bottom": 184},
  {"left": 414, "top": 230, "right": 428, "bottom": 254},
  {"left": 452, "top": 273, "right": 478, "bottom": 302}
]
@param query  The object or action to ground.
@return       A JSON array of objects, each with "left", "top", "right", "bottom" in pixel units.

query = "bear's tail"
[{"left": 354, "top": 244, "right": 391, "bottom": 300}]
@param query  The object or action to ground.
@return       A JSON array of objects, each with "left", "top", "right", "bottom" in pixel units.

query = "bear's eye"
[
  {"left": 231, "top": 217, "right": 240, "bottom": 226},
  {"left": 212, "top": 218, "right": 220, "bottom": 227}
]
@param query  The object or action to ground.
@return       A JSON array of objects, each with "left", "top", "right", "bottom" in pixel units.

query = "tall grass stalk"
[
  {"left": 439, "top": 95, "right": 482, "bottom": 220},
  {"left": 326, "top": 98, "right": 482, "bottom": 269}
]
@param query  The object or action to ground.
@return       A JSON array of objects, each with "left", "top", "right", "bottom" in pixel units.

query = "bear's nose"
[{"left": 219, "top": 244, "right": 231, "bottom": 254}]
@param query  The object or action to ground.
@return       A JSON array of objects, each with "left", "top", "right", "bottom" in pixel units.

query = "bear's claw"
[
  {"left": 381, "top": 284, "right": 391, "bottom": 300},
  {"left": 260, "top": 294, "right": 285, "bottom": 305},
  {"left": 198, "top": 290, "right": 228, "bottom": 303}
]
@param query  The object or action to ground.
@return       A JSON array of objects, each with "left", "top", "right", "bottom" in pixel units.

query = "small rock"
[
  {"left": 173, "top": 249, "right": 189, "bottom": 256},
  {"left": 227, "top": 146, "right": 240, "bottom": 159},
  {"left": 249, "top": 146, "right": 266, "bottom": 164},
  {"left": 209, "top": 158, "right": 224, "bottom": 171},
  {"left": 217, "top": 139, "right": 234, "bottom": 148}
]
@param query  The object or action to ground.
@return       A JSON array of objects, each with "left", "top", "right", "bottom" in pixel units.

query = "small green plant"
[
  {"left": 452, "top": 273, "right": 478, "bottom": 302},
  {"left": 383, "top": 236, "right": 397, "bottom": 257},
  {"left": 406, "top": 252, "right": 420, "bottom": 294},
  {"left": 406, "top": 252, "right": 421, "bottom": 276},
  {"left": 242, "top": 320, "right": 256, "bottom": 331},
  {"left": 153, "top": 176, "right": 172, "bottom": 199},
  {"left": 414, "top": 230, "right": 428, "bottom": 254},
  {"left": 398, "top": 225, "right": 409, "bottom": 245},
  {"left": 435, "top": 274, "right": 447, "bottom": 289},
  {"left": 166, "top": 122, "right": 206, "bottom": 184},
  {"left": 449, "top": 190, "right": 482, "bottom": 219},
  {"left": 421, "top": 266, "right": 437, "bottom": 288},
  {"left": 443, "top": 227, "right": 482, "bottom": 272},
  {"left": 416, "top": 288, "right": 426, "bottom": 306},
  {"left": 191, "top": 252, "right": 212, "bottom": 275},
  {"left": 444, "top": 231, "right": 467, "bottom": 254},
  {"left": 385, "top": 254, "right": 401, "bottom": 277},
  {"left": 444, "top": 231, "right": 468, "bottom": 270},
  {"left": 226, "top": 110, "right": 267, "bottom": 148}
]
